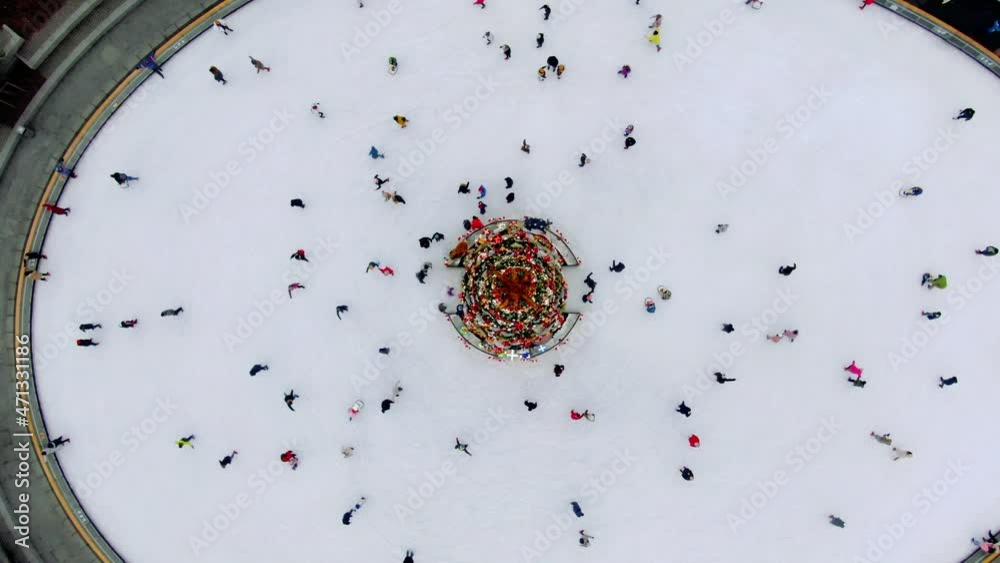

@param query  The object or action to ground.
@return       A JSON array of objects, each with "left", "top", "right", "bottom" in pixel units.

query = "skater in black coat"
[
  {"left": 848, "top": 376, "right": 867, "bottom": 388},
  {"left": 624, "top": 136, "right": 636, "bottom": 149},
  {"left": 609, "top": 261, "right": 625, "bottom": 272},
  {"left": 285, "top": 391, "right": 299, "bottom": 411},
  {"left": 219, "top": 451, "right": 238, "bottom": 468},
  {"left": 209, "top": 66, "right": 227, "bottom": 84},
  {"left": 584, "top": 273, "right": 596, "bottom": 290},
  {"left": 722, "top": 323, "right": 735, "bottom": 333},
  {"left": 954, "top": 108, "right": 975, "bottom": 121},
  {"left": 578, "top": 153, "right": 590, "bottom": 167},
  {"left": 403, "top": 550, "right": 415, "bottom": 563},
  {"left": 778, "top": 264, "right": 797, "bottom": 276},
  {"left": 536, "top": 33, "right": 545, "bottom": 48},
  {"left": 547, "top": 56, "right": 559, "bottom": 70},
  {"left": 524, "top": 400, "right": 538, "bottom": 411},
  {"left": 504, "top": 177, "right": 514, "bottom": 189},
  {"left": 500, "top": 45, "right": 511, "bottom": 60},
  {"left": 715, "top": 372, "right": 736, "bottom": 384},
  {"left": 553, "top": 364, "right": 565, "bottom": 377},
  {"left": 939, "top": 376, "right": 958, "bottom": 388},
  {"left": 540, "top": 4, "right": 551, "bottom": 19},
  {"left": 506, "top": 193, "right": 515, "bottom": 203},
  {"left": 250, "top": 364, "right": 269, "bottom": 376},
  {"left": 336, "top": 305, "right": 349, "bottom": 319},
  {"left": 161, "top": 307, "right": 184, "bottom": 317},
  {"left": 458, "top": 181, "right": 471, "bottom": 194},
  {"left": 676, "top": 401, "right": 692, "bottom": 417},
  {"left": 381, "top": 399, "right": 394, "bottom": 413},
  {"left": 79, "top": 323, "right": 102, "bottom": 331},
  {"left": 290, "top": 198, "right": 305, "bottom": 208},
  {"left": 680, "top": 467, "right": 694, "bottom": 481},
  {"left": 571, "top": 501, "right": 584, "bottom": 517}
]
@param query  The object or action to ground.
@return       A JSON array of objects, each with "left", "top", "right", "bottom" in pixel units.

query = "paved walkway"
[{"left": 0, "top": 1, "right": 221, "bottom": 560}]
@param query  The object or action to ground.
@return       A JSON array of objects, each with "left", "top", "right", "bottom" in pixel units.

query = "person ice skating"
[
  {"left": 617, "top": 64, "right": 631, "bottom": 79},
  {"left": 342, "top": 446, "right": 355, "bottom": 458},
  {"left": 416, "top": 262, "right": 431, "bottom": 284},
  {"left": 119, "top": 319, "right": 138, "bottom": 328},
  {"left": 921, "top": 273, "right": 947, "bottom": 289},
  {"left": 455, "top": 438, "right": 472, "bottom": 456},
  {"left": 521, "top": 139, "right": 531, "bottom": 153},
  {"left": 25, "top": 269, "right": 50, "bottom": 282},
  {"left": 483, "top": 31, "right": 492, "bottom": 45},
  {"left": 975, "top": 246, "right": 998, "bottom": 256},
  {"left": 209, "top": 66, "right": 227, "bottom": 84},
  {"left": 214, "top": 18, "right": 234, "bottom": 34},
  {"left": 381, "top": 398, "right": 394, "bottom": 413},
  {"left": 844, "top": 361, "right": 863, "bottom": 377},
  {"left": 393, "top": 115, "right": 409, "bottom": 127},
  {"left": 468, "top": 216, "right": 482, "bottom": 230},
  {"left": 249, "top": 364, "right": 269, "bottom": 376},
  {"left": 458, "top": 181, "right": 471, "bottom": 194},
  {"left": 285, "top": 390, "right": 299, "bottom": 411},
  {"left": 583, "top": 273, "right": 597, "bottom": 291},
  {"left": 921, "top": 310, "right": 941, "bottom": 320},
  {"left": 79, "top": 323, "right": 102, "bottom": 331},
  {"left": 374, "top": 174, "right": 390, "bottom": 189},
  {"left": 954, "top": 107, "right": 975, "bottom": 121},
  {"left": 939, "top": 376, "right": 958, "bottom": 388},
  {"left": 288, "top": 283, "right": 305, "bottom": 298},
  {"left": 647, "top": 29, "right": 662, "bottom": 52},
  {"left": 715, "top": 223, "right": 729, "bottom": 234},
  {"left": 624, "top": 136, "right": 636, "bottom": 149},
  {"left": 477, "top": 185, "right": 487, "bottom": 199},
  {"left": 473, "top": 0, "right": 485, "bottom": 8},
  {"left": 582, "top": 290, "right": 594, "bottom": 303},
  {"left": 176, "top": 435, "right": 195, "bottom": 449},
  {"left": 644, "top": 297, "right": 656, "bottom": 313},
  {"left": 290, "top": 249, "right": 309, "bottom": 262},
  {"left": 680, "top": 467, "right": 694, "bottom": 481},
  {"left": 783, "top": 329, "right": 799, "bottom": 342},
  {"left": 722, "top": 323, "right": 735, "bottom": 333},
  {"left": 767, "top": 334, "right": 783, "bottom": 343},
  {"left": 311, "top": 103, "right": 325, "bottom": 118},
  {"left": 859, "top": 0, "right": 874, "bottom": 9},
  {"left": 779, "top": 263, "right": 797, "bottom": 276},
  {"left": 336, "top": 305, "right": 349, "bottom": 319},
  {"left": 290, "top": 198, "right": 305, "bottom": 208},
  {"left": 536, "top": 33, "right": 544, "bottom": 48},
  {"left": 715, "top": 372, "right": 736, "bottom": 384},
  {"left": 746, "top": 0, "right": 764, "bottom": 7},
  {"left": 650, "top": 14, "right": 663, "bottom": 28},
  {"left": 478, "top": 201, "right": 487, "bottom": 215},
  {"left": 55, "top": 158, "right": 77, "bottom": 178},
  {"left": 524, "top": 400, "right": 538, "bottom": 411},
  {"left": 545, "top": 55, "right": 559, "bottom": 71},
  {"left": 570, "top": 409, "right": 594, "bottom": 421},
  {"left": 280, "top": 450, "right": 299, "bottom": 470},
  {"left": 538, "top": 66, "right": 547, "bottom": 81},
  {"left": 219, "top": 451, "right": 238, "bottom": 468},
  {"left": 657, "top": 286, "right": 672, "bottom": 300},
  {"left": 989, "top": 20, "right": 1000, "bottom": 33},
  {"left": 556, "top": 64, "right": 565, "bottom": 79},
  {"left": 42, "top": 436, "right": 71, "bottom": 455},
  {"left": 24, "top": 251, "right": 47, "bottom": 266},
  {"left": 342, "top": 498, "right": 366, "bottom": 525},
  {"left": 419, "top": 236, "right": 432, "bottom": 248},
  {"left": 899, "top": 186, "right": 923, "bottom": 197},
  {"left": 503, "top": 176, "right": 514, "bottom": 190},
  {"left": 43, "top": 204, "right": 70, "bottom": 215},
  {"left": 689, "top": 434, "right": 701, "bottom": 448},
  {"left": 554, "top": 364, "right": 565, "bottom": 377},
  {"left": 110, "top": 172, "right": 139, "bottom": 187},
  {"left": 571, "top": 501, "right": 584, "bottom": 517},
  {"left": 540, "top": 4, "right": 551, "bottom": 19},
  {"left": 378, "top": 347, "right": 391, "bottom": 355},
  {"left": 136, "top": 50, "right": 165, "bottom": 79},
  {"left": 76, "top": 338, "right": 98, "bottom": 347},
  {"left": 365, "top": 261, "right": 379, "bottom": 272},
  {"left": 870, "top": 432, "right": 893, "bottom": 446},
  {"left": 369, "top": 146, "right": 385, "bottom": 159},
  {"left": 379, "top": 265, "right": 396, "bottom": 276},
  {"left": 892, "top": 447, "right": 913, "bottom": 461},
  {"left": 404, "top": 550, "right": 415, "bottom": 563},
  {"left": 579, "top": 530, "right": 594, "bottom": 547},
  {"left": 676, "top": 401, "right": 692, "bottom": 418},
  {"left": 624, "top": 124, "right": 634, "bottom": 137},
  {"left": 505, "top": 192, "right": 515, "bottom": 203},
  {"left": 249, "top": 56, "right": 271, "bottom": 72},
  {"left": 609, "top": 260, "right": 624, "bottom": 272},
  {"left": 829, "top": 515, "right": 846, "bottom": 528},
  {"left": 388, "top": 56, "right": 398, "bottom": 74},
  {"left": 500, "top": 45, "right": 511, "bottom": 60}
]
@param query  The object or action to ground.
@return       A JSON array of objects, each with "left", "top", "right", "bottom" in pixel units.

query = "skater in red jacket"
[
  {"left": 378, "top": 266, "right": 395, "bottom": 276},
  {"left": 859, "top": 0, "right": 874, "bottom": 9},
  {"left": 288, "top": 283, "right": 305, "bottom": 298},
  {"left": 688, "top": 434, "right": 701, "bottom": 448},
  {"left": 280, "top": 450, "right": 299, "bottom": 470},
  {"left": 290, "top": 249, "right": 309, "bottom": 262},
  {"left": 43, "top": 204, "right": 70, "bottom": 215}
]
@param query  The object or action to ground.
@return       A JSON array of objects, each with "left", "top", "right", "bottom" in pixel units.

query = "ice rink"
[{"left": 29, "top": 0, "right": 1000, "bottom": 561}]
